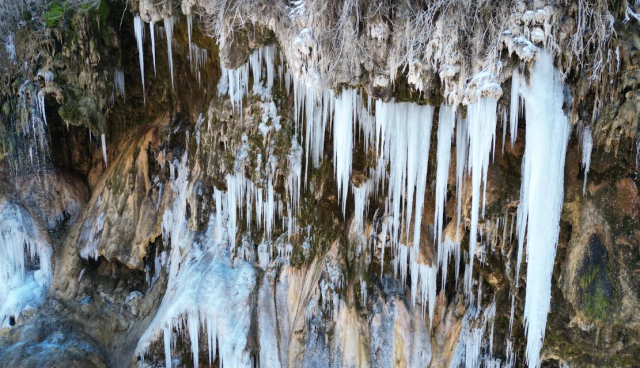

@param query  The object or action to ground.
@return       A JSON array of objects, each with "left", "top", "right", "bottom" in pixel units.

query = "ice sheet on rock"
[
  {"left": 516, "top": 49, "right": 571, "bottom": 368},
  {"left": 136, "top": 155, "right": 256, "bottom": 368},
  {"left": 448, "top": 302, "right": 497, "bottom": 368},
  {"left": 0, "top": 201, "right": 52, "bottom": 328},
  {"left": 257, "top": 272, "right": 281, "bottom": 368}
]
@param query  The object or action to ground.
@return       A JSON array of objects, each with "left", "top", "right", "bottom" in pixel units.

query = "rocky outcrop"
[{"left": 0, "top": 1, "right": 638, "bottom": 368}]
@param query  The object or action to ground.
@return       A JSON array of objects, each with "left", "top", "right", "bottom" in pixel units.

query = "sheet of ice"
[
  {"left": 516, "top": 49, "right": 571, "bottom": 368},
  {"left": 134, "top": 15, "right": 145, "bottom": 103},
  {"left": 137, "top": 155, "right": 256, "bottom": 368}
]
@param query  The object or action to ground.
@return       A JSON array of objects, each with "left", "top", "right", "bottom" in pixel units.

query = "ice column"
[
  {"left": 101, "top": 134, "right": 107, "bottom": 166},
  {"left": 581, "top": 126, "right": 593, "bottom": 195},
  {"left": 456, "top": 115, "right": 468, "bottom": 239},
  {"left": 465, "top": 97, "right": 498, "bottom": 295},
  {"left": 510, "top": 70, "right": 521, "bottom": 146},
  {"left": 333, "top": 89, "right": 356, "bottom": 215},
  {"left": 516, "top": 50, "right": 571, "bottom": 368},
  {"left": 434, "top": 105, "right": 455, "bottom": 245},
  {"left": 134, "top": 15, "right": 145, "bottom": 102},
  {"left": 164, "top": 17, "right": 175, "bottom": 91},
  {"left": 150, "top": 21, "right": 157, "bottom": 76}
]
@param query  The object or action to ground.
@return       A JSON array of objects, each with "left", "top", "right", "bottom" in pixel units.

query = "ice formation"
[
  {"left": 134, "top": 15, "right": 145, "bottom": 103},
  {"left": 510, "top": 70, "right": 521, "bottom": 146},
  {"left": 114, "top": 68, "right": 125, "bottom": 99},
  {"left": 165, "top": 17, "right": 176, "bottom": 91},
  {"left": 0, "top": 201, "right": 52, "bottom": 329},
  {"left": 333, "top": 89, "right": 356, "bottom": 215},
  {"left": 137, "top": 155, "right": 257, "bottom": 368},
  {"left": 434, "top": 105, "right": 456, "bottom": 245},
  {"left": 374, "top": 100, "right": 434, "bottom": 251},
  {"left": 465, "top": 96, "right": 498, "bottom": 295},
  {"left": 516, "top": 50, "right": 571, "bottom": 368},
  {"left": 101, "top": 134, "right": 107, "bottom": 166},
  {"left": 581, "top": 126, "right": 593, "bottom": 195},
  {"left": 456, "top": 114, "right": 468, "bottom": 239},
  {"left": 150, "top": 21, "right": 157, "bottom": 76}
]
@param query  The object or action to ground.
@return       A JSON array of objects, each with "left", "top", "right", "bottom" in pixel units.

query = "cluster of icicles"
[{"left": 122, "top": 12, "right": 590, "bottom": 368}]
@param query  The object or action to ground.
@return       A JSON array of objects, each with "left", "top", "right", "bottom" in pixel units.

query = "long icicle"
[
  {"left": 134, "top": 15, "right": 145, "bottom": 103},
  {"left": 150, "top": 21, "right": 157, "bottom": 76},
  {"left": 516, "top": 50, "right": 571, "bottom": 368}
]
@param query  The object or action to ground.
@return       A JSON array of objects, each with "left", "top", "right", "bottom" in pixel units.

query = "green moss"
[
  {"left": 44, "top": 2, "right": 68, "bottom": 28},
  {"left": 58, "top": 87, "right": 106, "bottom": 132}
]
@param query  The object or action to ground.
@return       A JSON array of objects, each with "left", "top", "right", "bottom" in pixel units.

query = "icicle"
[
  {"left": 374, "top": 100, "right": 433, "bottom": 249},
  {"left": 352, "top": 181, "right": 371, "bottom": 231},
  {"left": 434, "top": 105, "right": 455, "bottom": 245},
  {"left": 510, "top": 69, "right": 521, "bottom": 146},
  {"left": 150, "top": 21, "right": 157, "bottom": 76},
  {"left": 163, "top": 326, "right": 172, "bottom": 368},
  {"left": 465, "top": 97, "right": 498, "bottom": 296},
  {"left": 164, "top": 17, "right": 175, "bottom": 91},
  {"left": 409, "top": 257, "right": 437, "bottom": 325},
  {"left": 134, "top": 16, "right": 145, "bottom": 103},
  {"left": 287, "top": 137, "right": 302, "bottom": 238},
  {"left": 509, "top": 293, "right": 515, "bottom": 335},
  {"left": 114, "top": 68, "right": 125, "bottom": 99},
  {"left": 185, "top": 314, "right": 200, "bottom": 368},
  {"left": 37, "top": 90, "right": 46, "bottom": 126},
  {"left": 438, "top": 236, "right": 461, "bottom": 291},
  {"left": 101, "top": 134, "right": 107, "bottom": 166},
  {"left": 516, "top": 50, "right": 571, "bottom": 368},
  {"left": 456, "top": 115, "right": 468, "bottom": 240},
  {"left": 582, "top": 126, "right": 593, "bottom": 195},
  {"left": 333, "top": 89, "right": 356, "bottom": 216},
  {"left": 501, "top": 105, "right": 507, "bottom": 154},
  {"left": 187, "top": 14, "right": 193, "bottom": 63}
]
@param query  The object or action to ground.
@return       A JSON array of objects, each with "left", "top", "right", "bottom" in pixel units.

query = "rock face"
[{"left": 0, "top": 1, "right": 639, "bottom": 368}]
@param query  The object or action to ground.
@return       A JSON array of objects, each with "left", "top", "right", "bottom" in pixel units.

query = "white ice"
[
  {"left": 134, "top": 15, "right": 145, "bottom": 103},
  {"left": 465, "top": 96, "right": 498, "bottom": 296},
  {"left": 516, "top": 50, "right": 571, "bottom": 368}
]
